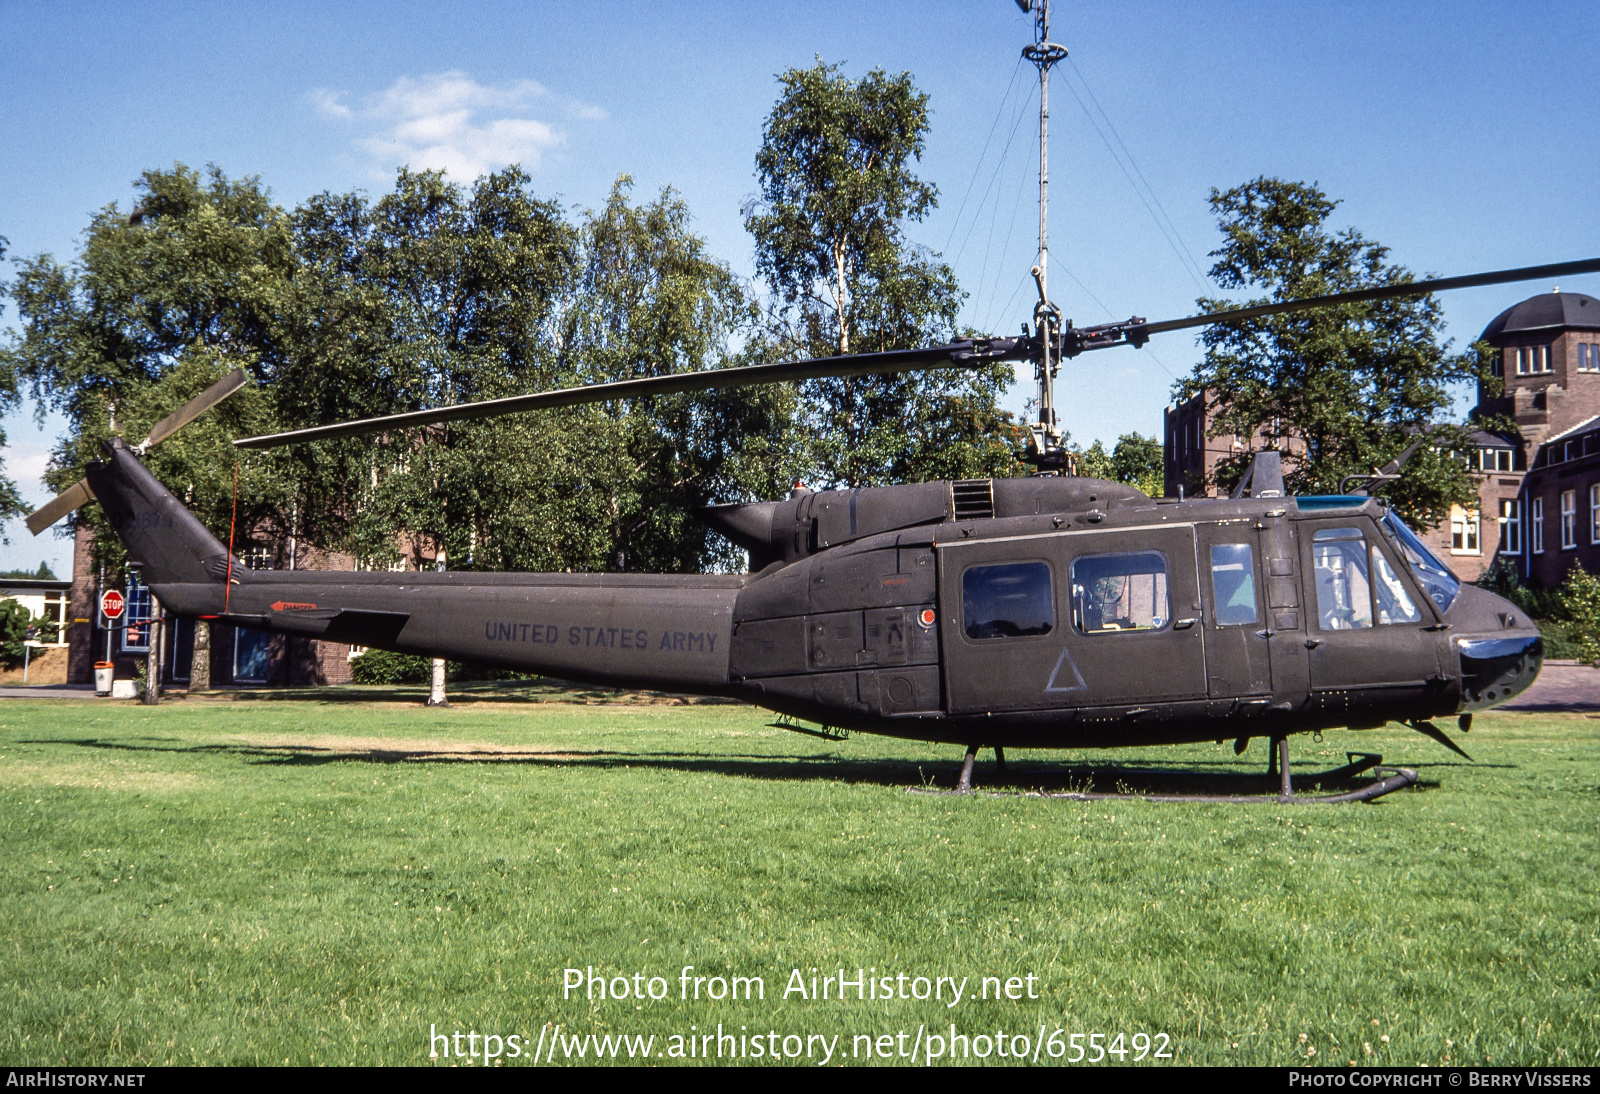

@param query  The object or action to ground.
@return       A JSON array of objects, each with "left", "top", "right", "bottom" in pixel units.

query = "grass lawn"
[{"left": 1, "top": 685, "right": 1595, "bottom": 1067}]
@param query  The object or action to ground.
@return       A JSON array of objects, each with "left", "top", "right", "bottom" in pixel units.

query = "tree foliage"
[
  {"left": 746, "top": 61, "right": 1021, "bottom": 488},
  {"left": 0, "top": 599, "right": 28, "bottom": 667},
  {"left": 1175, "top": 177, "right": 1485, "bottom": 528},
  {"left": 1557, "top": 564, "right": 1600, "bottom": 666},
  {"left": 2, "top": 165, "right": 297, "bottom": 574},
  {"left": 0, "top": 234, "right": 22, "bottom": 535},
  {"left": 1077, "top": 432, "right": 1164, "bottom": 497},
  {"left": 6, "top": 65, "right": 1031, "bottom": 581},
  {"left": 562, "top": 177, "right": 799, "bottom": 571},
  {"left": 278, "top": 166, "right": 581, "bottom": 571}
]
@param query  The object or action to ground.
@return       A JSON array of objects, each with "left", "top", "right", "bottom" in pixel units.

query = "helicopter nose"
[
  {"left": 1445, "top": 583, "right": 1544, "bottom": 711},
  {"left": 1458, "top": 633, "right": 1543, "bottom": 711}
]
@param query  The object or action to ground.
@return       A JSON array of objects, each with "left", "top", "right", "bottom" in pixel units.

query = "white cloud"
[{"left": 309, "top": 71, "right": 605, "bottom": 181}]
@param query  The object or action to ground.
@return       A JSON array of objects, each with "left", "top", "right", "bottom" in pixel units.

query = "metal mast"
[{"left": 1021, "top": 0, "right": 1069, "bottom": 468}]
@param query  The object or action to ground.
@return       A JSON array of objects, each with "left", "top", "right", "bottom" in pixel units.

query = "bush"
[
  {"left": 1478, "top": 557, "right": 1579, "bottom": 658},
  {"left": 349, "top": 649, "right": 432, "bottom": 685},
  {"left": 1557, "top": 565, "right": 1600, "bottom": 666},
  {"left": 348, "top": 649, "right": 534, "bottom": 685},
  {"left": 0, "top": 600, "right": 31, "bottom": 667}
]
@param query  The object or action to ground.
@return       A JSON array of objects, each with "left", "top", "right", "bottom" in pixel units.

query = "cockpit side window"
[
  {"left": 1380, "top": 510, "right": 1459, "bottom": 613},
  {"left": 1312, "top": 526, "right": 1426, "bottom": 630},
  {"left": 1312, "top": 528, "right": 1374, "bottom": 630},
  {"left": 962, "top": 561, "right": 1054, "bottom": 640},
  {"left": 1071, "top": 551, "right": 1170, "bottom": 635}
]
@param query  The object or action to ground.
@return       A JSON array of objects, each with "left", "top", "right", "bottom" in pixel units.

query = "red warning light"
[{"left": 918, "top": 608, "right": 936, "bottom": 627}]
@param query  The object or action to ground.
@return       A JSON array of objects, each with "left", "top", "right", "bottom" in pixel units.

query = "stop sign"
[{"left": 100, "top": 589, "right": 126, "bottom": 620}]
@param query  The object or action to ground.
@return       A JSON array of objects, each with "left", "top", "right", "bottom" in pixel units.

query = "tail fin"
[{"left": 83, "top": 439, "right": 238, "bottom": 585}]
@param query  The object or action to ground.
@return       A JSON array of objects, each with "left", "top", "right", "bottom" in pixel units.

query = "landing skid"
[{"left": 915, "top": 742, "right": 1418, "bottom": 804}]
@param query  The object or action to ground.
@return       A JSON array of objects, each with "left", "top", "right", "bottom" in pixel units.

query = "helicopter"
[
  {"left": 23, "top": 252, "right": 1581, "bottom": 802},
  {"left": 22, "top": 3, "right": 1582, "bottom": 803}
]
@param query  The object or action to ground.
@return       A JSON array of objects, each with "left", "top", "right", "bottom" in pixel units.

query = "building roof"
[
  {"left": 1467, "top": 429, "right": 1520, "bottom": 448},
  {"left": 1480, "top": 292, "right": 1600, "bottom": 341},
  {"left": 1541, "top": 412, "right": 1600, "bottom": 447},
  {"left": 0, "top": 578, "right": 71, "bottom": 592}
]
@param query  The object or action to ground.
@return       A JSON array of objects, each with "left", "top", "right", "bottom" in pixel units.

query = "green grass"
[{"left": 1, "top": 687, "right": 1595, "bottom": 1067}]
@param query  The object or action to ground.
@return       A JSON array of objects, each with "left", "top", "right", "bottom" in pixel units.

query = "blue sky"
[{"left": 3, "top": 0, "right": 1598, "bottom": 573}]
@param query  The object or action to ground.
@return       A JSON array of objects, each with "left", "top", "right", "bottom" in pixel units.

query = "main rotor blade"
[
  {"left": 234, "top": 342, "right": 1021, "bottom": 449},
  {"left": 1132, "top": 257, "right": 1600, "bottom": 339},
  {"left": 139, "top": 367, "right": 249, "bottom": 450},
  {"left": 25, "top": 478, "right": 94, "bottom": 537}
]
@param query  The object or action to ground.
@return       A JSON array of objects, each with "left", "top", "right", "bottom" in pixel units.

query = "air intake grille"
[{"left": 952, "top": 479, "right": 995, "bottom": 521}]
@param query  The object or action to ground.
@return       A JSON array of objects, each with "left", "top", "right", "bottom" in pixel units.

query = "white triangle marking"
[{"left": 1045, "top": 647, "right": 1088, "bottom": 693}]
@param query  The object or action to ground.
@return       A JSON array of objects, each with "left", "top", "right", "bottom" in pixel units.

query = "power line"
[
  {"left": 1067, "top": 58, "right": 1213, "bottom": 290},
  {"left": 951, "top": 82, "right": 1033, "bottom": 273},
  {"left": 942, "top": 57, "right": 1025, "bottom": 258},
  {"left": 1059, "top": 59, "right": 1212, "bottom": 295}
]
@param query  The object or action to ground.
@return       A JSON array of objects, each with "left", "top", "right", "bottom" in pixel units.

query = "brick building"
[
  {"left": 1162, "top": 289, "right": 1600, "bottom": 587},
  {"left": 64, "top": 520, "right": 363, "bottom": 689}
]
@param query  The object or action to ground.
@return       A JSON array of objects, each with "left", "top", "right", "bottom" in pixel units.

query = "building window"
[
  {"left": 120, "top": 574, "right": 152, "bottom": 653},
  {"left": 1501, "top": 498, "right": 1522, "bottom": 555},
  {"left": 1591, "top": 484, "right": 1600, "bottom": 545},
  {"left": 1579, "top": 343, "right": 1600, "bottom": 372},
  {"left": 1562, "top": 489, "right": 1578, "bottom": 549},
  {"left": 233, "top": 628, "right": 272, "bottom": 683},
  {"left": 243, "top": 545, "right": 273, "bottom": 571},
  {"left": 1519, "top": 346, "right": 1553, "bottom": 374},
  {"left": 1477, "top": 447, "right": 1512, "bottom": 472},
  {"left": 1533, "top": 497, "right": 1544, "bottom": 554},
  {"left": 1450, "top": 506, "right": 1481, "bottom": 554}
]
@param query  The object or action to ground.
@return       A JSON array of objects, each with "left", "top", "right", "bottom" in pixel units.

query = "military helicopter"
[{"left": 24, "top": 5, "right": 1584, "bottom": 802}]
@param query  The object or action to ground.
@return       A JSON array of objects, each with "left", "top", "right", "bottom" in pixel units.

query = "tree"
[
  {"left": 1557, "top": 564, "right": 1600, "bottom": 666},
  {"left": 280, "top": 166, "right": 582, "bottom": 572},
  {"left": 1174, "top": 177, "right": 1484, "bottom": 528},
  {"left": 2, "top": 165, "right": 297, "bottom": 573},
  {"left": 1077, "top": 432, "right": 1164, "bottom": 497},
  {"left": 561, "top": 177, "right": 800, "bottom": 572},
  {"left": 0, "top": 235, "right": 30, "bottom": 538},
  {"left": 745, "top": 61, "right": 1022, "bottom": 488},
  {"left": 0, "top": 598, "right": 28, "bottom": 667},
  {"left": 280, "top": 170, "right": 779, "bottom": 575}
]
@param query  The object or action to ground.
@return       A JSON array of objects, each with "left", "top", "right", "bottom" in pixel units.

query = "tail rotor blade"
[
  {"left": 138, "top": 368, "right": 249, "bottom": 451},
  {"left": 24, "top": 478, "right": 94, "bottom": 536}
]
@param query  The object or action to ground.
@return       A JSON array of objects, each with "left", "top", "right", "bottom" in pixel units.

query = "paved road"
[
  {"left": 0, "top": 684, "right": 97, "bottom": 699},
  {"left": 1499, "top": 661, "right": 1600, "bottom": 713}
]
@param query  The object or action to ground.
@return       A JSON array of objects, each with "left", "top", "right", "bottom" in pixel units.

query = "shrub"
[
  {"left": 349, "top": 648, "right": 432, "bottom": 685},
  {"left": 1557, "top": 565, "right": 1600, "bottom": 666},
  {"left": 0, "top": 600, "right": 30, "bottom": 667}
]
